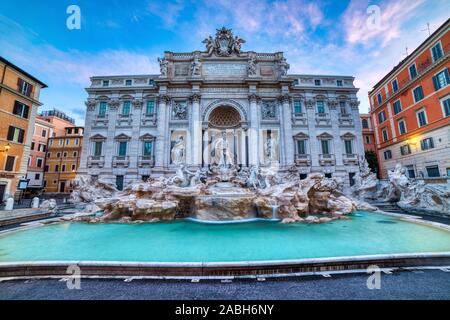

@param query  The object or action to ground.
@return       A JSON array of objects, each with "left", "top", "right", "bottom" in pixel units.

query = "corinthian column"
[
  {"left": 155, "top": 95, "right": 170, "bottom": 168},
  {"left": 190, "top": 93, "right": 202, "bottom": 166},
  {"left": 280, "top": 94, "right": 294, "bottom": 166},
  {"left": 248, "top": 94, "right": 260, "bottom": 166}
]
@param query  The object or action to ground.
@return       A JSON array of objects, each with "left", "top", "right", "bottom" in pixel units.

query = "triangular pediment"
[
  {"left": 90, "top": 134, "right": 106, "bottom": 141},
  {"left": 139, "top": 133, "right": 156, "bottom": 140},
  {"left": 341, "top": 132, "right": 356, "bottom": 139},
  {"left": 293, "top": 132, "right": 309, "bottom": 139},
  {"left": 114, "top": 133, "right": 131, "bottom": 141},
  {"left": 317, "top": 132, "right": 333, "bottom": 139}
]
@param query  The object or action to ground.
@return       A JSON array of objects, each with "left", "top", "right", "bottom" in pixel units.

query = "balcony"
[
  {"left": 295, "top": 154, "right": 311, "bottom": 166},
  {"left": 319, "top": 154, "right": 335, "bottom": 166},
  {"left": 315, "top": 113, "right": 331, "bottom": 126},
  {"left": 292, "top": 113, "right": 307, "bottom": 126},
  {"left": 87, "top": 155, "right": 105, "bottom": 168},
  {"left": 93, "top": 115, "right": 108, "bottom": 127},
  {"left": 112, "top": 155, "right": 130, "bottom": 168},
  {"left": 138, "top": 155, "right": 155, "bottom": 167},
  {"left": 338, "top": 113, "right": 354, "bottom": 127},
  {"left": 116, "top": 116, "right": 132, "bottom": 127},
  {"left": 342, "top": 153, "right": 359, "bottom": 165},
  {"left": 142, "top": 113, "right": 157, "bottom": 127}
]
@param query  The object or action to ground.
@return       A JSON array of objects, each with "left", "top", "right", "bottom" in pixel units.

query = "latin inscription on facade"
[{"left": 203, "top": 63, "right": 247, "bottom": 77}]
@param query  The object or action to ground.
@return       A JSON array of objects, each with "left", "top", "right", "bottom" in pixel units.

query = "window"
[
  {"left": 409, "top": 64, "right": 417, "bottom": 79},
  {"left": 12, "top": 101, "right": 29, "bottom": 118},
  {"left": 325, "top": 173, "right": 332, "bottom": 178},
  {"left": 48, "top": 139, "right": 53, "bottom": 146},
  {"left": 18, "top": 79, "right": 32, "bottom": 96},
  {"left": 122, "top": 101, "right": 131, "bottom": 116},
  {"left": 362, "top": 119, "right": 369, "bottom": 129},
  {"left": 118, "top": 141, "right": 127, "bottom": 156},
  {"left": 66, "top": 139, "right": 70, "bottom": 145},
  {"left": 6, "top": 126, "right": 25, "bottom": 143},
  {"left": 297, "top": 140, "right": 306, "bottom": 155},
  {"left": 149, "top": 79, "right": 155, "bottom": 86},
  {"left": 421, "top": 137, "right": 434, "bottom": 150},
  {"left": 47, "top": 152, "right": 51, "bottom": 158},
  {"left": 426, "top": 165, "right": 440, "bottom": 178},
  {"left": 5, "top": 156, "right": 15, "bottom": 171},
  {"left": 116, "top": 175, "right": 124, "bottom": 191},
  {"left": 63, "top": 152, "right": 67, "bottom": 158},
  {"left": 365, "top": 135, "right": 371, "bottom": 144},
  {"left": 314, "top": 79, "right": 321, "bottom": 86},
  {"left": 378, "top": 111, "right": 386, "bottom": 124},
  {"left": 71, "top": 164, "right": 76, "bottom": 172},
  {"left": 416, "top": 109, "right": 427, "bottom": 127},
  {"left": 377, "top": 93, "right": 382, "bottom": 105},
  {"left": 146, "top": 100, "right": 155, "bottom": 115},
  {"left": 293, "top": 100, "right": 302, "bottom": 114},
  {"left": 339, "top": 101, "right": 347, "bottom": 114},
  {"left": 405, "top": 165, "right": 416, "bottom": 179},
  {"left": 393, "top": 100, "right": 402, "bottom": 114},
  {"left": 143, "top": 141, "right": 153, "bottom": 156},
  {"left": 93, "top": 141, "right": 103, "bottom": 156},
  {"left": 38, "top": 144, "right": 46, "bottom": 152},
  {"left": 344, "top": 140, "right": 353, "bottom": 154},
  {"left": 44, "top": 165, "right": 49, "bottom": 172},
  {"left": 125, "top": 79, "right": 132, "bottom": 86},
  {"left": 447, "top": 168, "right": 450, "bottom": 177},
  {"left": 433, "top": 68, "right": 449, "bottom": 90},
  {"left": 55, "top": 165, "right": 59, "bottom": 172},
  {"left": 336, "top": 80, "right": 343, "bottom": 87},
  {"left": 74, "top": 138, "right": 79, "bottom": 145},
  {"left": 400, "top": 145, "right": 411, "bottom": 155},
  {"left": 142, "top": 175, "right": 150, "bottom": 182},
  {"left": 431, "top": 42, "right": 443, "bottom": 62},
  {"left": 102, "top": 80, "right": 109, "bottom": 87},
  {"left": 36, "top": 158, "right": 43, "bottom": 168},
  {"left": 99, "top": 102, "right": 108, "bottom": 117},
  {"left": 42, "top": 129, "right": 47, "bottom": 137},
  {"left": 31, "top": 142, "right": 35, "bottom": 150},
  {"left": 382, "top": 128, "right": 388, "bottom": 142},
  {"left": 316, "top": 101, "right": 325, "bottom": 114},
  {"left": 56, "top": 152, "right": 61, "bottom": 158},
  {"left": 59, "top": 139, "right": 63, "bottom": 146},
  {"left": 384, "top": 150, "right": 392, "bottom": 160},
  {"left": 392, "top": 79, "right": 399, "bottom": 93},
  {"left": 442, "top": 97, "right": 450, "bottom": 117},
  {"left": 413, "top": 86, "right": 424, "bottom": 102},
  {"left": 321, "top": 140, "right": 330, "bottom": 155},
  {"left": 398, "top": 119, "right": 407, "bottom": 135},
  {"left": 300, "top": 174, "right": 308, "bottom": 180},
  {"left": 73, "top": 152, "right": 78, "bottom": 157},
  {"left": 62, "top": 165, "right": 66, "bottom": 172}
]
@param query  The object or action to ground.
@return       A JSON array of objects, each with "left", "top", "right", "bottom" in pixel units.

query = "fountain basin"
[{"left": 1, "top": 211, "right": 450, "bottom": 263}]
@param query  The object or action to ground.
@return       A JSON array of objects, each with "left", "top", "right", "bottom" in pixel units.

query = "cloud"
[
  {"left": 146, "top": 0, "right": 186, "bottom": 27},
  {"left": 343, "top": 0, "right": 425, "bottom": 47}
]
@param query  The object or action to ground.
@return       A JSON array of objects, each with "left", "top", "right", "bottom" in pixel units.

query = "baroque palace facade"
[{"left": 79, "top": 28, "right": 364, "bottom": 190}]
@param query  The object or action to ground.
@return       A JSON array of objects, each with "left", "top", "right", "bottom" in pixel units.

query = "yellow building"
[
  {"left": 0, "top": 57, "right": 47, "bottom": 202},
  {"left": 44, "top": 127, "right": 84, "bottom": 193}
]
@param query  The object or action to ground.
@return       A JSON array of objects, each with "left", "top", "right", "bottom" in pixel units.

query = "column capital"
[
  {"left": 189, "top": 93, "right": 201, "bottom": 103},
  {"left": 277, "top": 94, "right": 291, "bottom": 103},
  {"left": 248, "top": 93, "right": 261, "bottom": 103},
  {"left": 157, "top": 94, "right": 171, "bottom": 104}
]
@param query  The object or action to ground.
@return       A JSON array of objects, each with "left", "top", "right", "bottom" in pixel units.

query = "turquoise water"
[{"left": 0, "top": 211, "right": 450, "bottom": 263}]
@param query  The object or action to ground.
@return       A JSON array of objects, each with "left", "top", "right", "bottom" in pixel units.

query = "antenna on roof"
[
  {"left": 421, "top": 22, "right": 431, "bottom": 37},
  {"left": 402, "top": 46, "right": 409, "bottom": 58}
]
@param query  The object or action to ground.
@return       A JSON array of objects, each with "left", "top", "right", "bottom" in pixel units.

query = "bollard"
[
  {"left": 5, "top": 197, "right": 14, "bottom": 211},
  {"left": 31, "top": 197, "right": 40, "bottom": 209}
]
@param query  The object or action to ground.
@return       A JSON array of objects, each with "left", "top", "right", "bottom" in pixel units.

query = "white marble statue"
[{"left": 171, "top": 136, "right": 186, "bottom": 165}]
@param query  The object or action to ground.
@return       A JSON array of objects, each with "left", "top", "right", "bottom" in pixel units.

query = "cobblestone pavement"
[{"left": 0, "top": 269, "right": 449, "bottom": 300}]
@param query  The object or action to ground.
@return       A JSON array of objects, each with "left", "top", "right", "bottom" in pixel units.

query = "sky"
[{"left": 0, "top": 0, "right": 449, "bottom": 125}]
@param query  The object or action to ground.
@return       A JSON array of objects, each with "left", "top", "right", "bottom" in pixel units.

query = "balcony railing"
[
  {"left": 319, "top": 154, "right": 335, "bottom": 166},
  {"left": 338, "top": 114, "right": 354, "bottom": 127},
  {"left": 138, "top": 155, "right": 155, "bottom": 167},
  {"left": 87, "top": 155, "right": 105, "bottom": 168},
  {"left": 142, "top": 113, "right": 157, "bottom": 126},
  {"left": 292, "top": 112, "right": 307, "bottom": 126},
  {"left": 315, "top": 113, "right": 331, "bottom": 126},
  {"left": 295, "top": 154, "right": 311, "bottom": 166},
  {"left": 342, "top": 153, "right": 359, "bottom": 165},
  {"left": 112, "top": 155, "right": 130, "bottom": 168}
]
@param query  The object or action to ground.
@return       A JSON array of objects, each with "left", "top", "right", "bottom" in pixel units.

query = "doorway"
[
  {"left": 0, "top": 184, "right": 6, "bottom": 202},
  {"left": 59, "top": 181, "right": 66, "bottom": 193}
]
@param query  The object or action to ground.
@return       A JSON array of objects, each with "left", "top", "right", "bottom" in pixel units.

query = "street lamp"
[{"left": 0, "top": 143, "right": 11, "bottom": 153}]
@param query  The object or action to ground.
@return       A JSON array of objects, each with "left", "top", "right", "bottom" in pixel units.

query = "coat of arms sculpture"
[{"left": 202, "top": 27, "right": 246, "bottom": 57}]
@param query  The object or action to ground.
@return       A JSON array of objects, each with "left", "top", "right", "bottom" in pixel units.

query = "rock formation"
[{"left": 70, "top": 165, "right": 370, "bottom": 224}]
